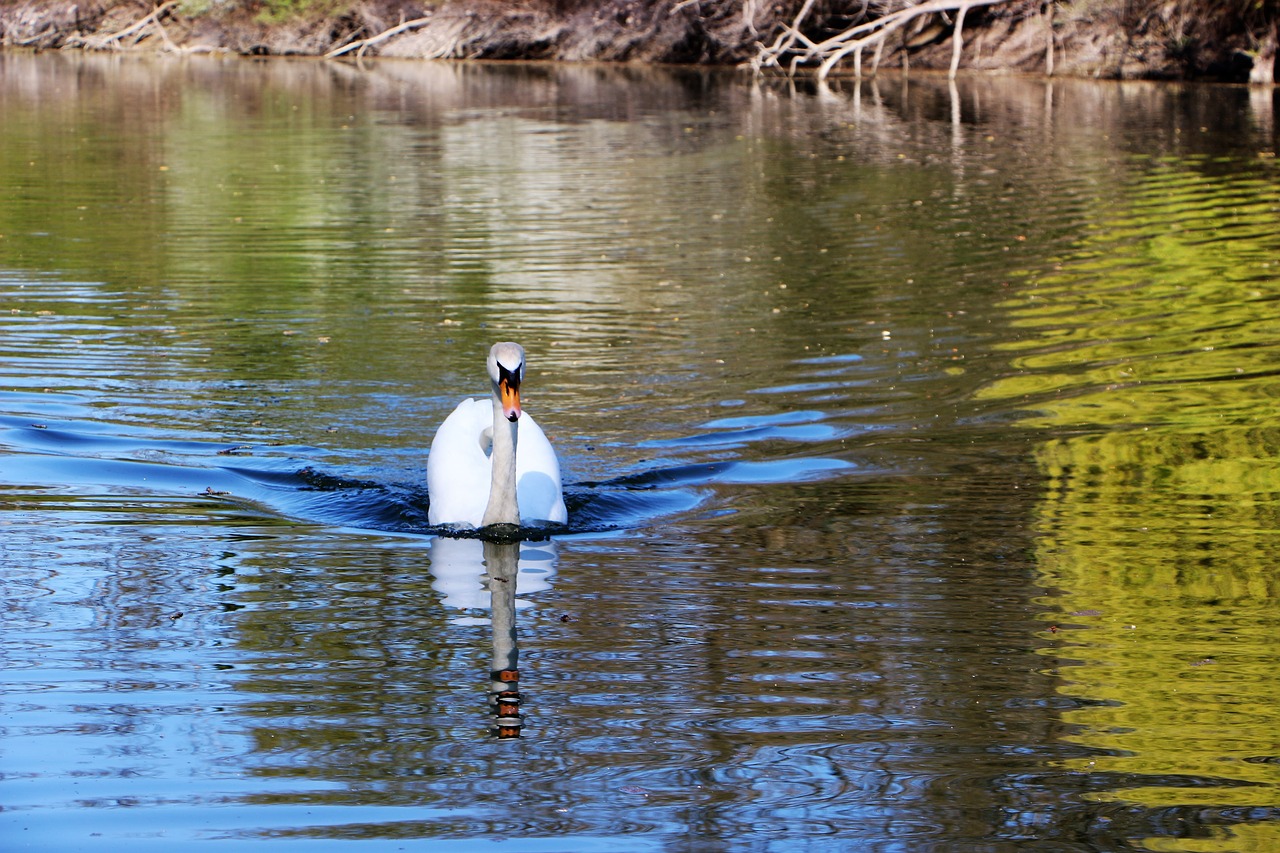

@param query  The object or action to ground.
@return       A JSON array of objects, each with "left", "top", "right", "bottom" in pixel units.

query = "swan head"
[{"left": 487, "top": 342, "right": 525, "bottom": 423}]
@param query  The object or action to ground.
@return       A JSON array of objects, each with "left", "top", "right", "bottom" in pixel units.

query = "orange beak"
[{"left": 499, "top": 377, "right": 522, "bottom": 422}]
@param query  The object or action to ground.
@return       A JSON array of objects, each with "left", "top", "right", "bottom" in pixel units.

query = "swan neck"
[{"left": 482, "top": 394, "right": 519, "bottom": 526}]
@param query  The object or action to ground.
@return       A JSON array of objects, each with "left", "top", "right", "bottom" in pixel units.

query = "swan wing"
[
  {"left": 427, "top": 398, "right": 492, "bottom": 526},
  {"left": 515, "top": 412, "right": 568, "bottom": 524}
]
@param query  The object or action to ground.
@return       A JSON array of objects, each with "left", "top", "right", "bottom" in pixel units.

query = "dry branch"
[
  {"left": 949, "top": 3, "right": 967, "bottom": 78},
  {"left": 756, "top": 0, "right": 818, "bottom": 72},
  {"left": 325, "top": 13, "right": 435, "bottom": 59},
  {"left": 1044, "top": 0, "right": 1054, "bottom": 76},
  {"left": 11, "top": 25, "right": 56, "bottom": 46},
  {"left": 754, "top": 0, "right": 1016, "bottom": 80},
  {"left": 70, "top": 1, "right": 177, "bottom": 51}
]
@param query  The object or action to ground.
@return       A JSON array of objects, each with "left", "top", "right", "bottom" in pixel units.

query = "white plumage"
[{"left": 427, "top": 343, "right": 567, "bottom": 528}]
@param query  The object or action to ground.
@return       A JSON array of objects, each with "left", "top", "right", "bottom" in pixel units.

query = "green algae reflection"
[{"left": 982, "top": 154, "right": 1280, "bottom": 849}]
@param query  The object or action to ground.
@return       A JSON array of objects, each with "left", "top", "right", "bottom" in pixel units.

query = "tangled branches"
[
  {"left": 325, "top": 14, "right": 434, "bottom": 59},
  {"left": 62, "top": 1, "right": 183, "bottom": 52},
  {"left": 753, "top": 0, "right": 1017, "bottom": 79}
]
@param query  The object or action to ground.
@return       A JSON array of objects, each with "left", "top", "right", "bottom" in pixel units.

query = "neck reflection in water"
[
  {"left": 485, "top": 540, "right": 522, "bottom": 739},
  {"left": 428, "top": 536, "right": 558, "bottom": 739}
]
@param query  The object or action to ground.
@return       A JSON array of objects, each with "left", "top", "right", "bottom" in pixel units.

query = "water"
[{"left": 1, "top": 54, "right": 1278, "bottom": 850}]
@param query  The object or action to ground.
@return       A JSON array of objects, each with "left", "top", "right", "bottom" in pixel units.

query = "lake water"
[{"left": 1, "top": 53, "right": 1278, "bottom": 851}]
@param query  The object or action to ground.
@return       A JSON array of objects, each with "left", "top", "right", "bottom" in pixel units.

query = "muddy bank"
[{"left": 1, "top": 0, "right": 1276, "bottom": 83}]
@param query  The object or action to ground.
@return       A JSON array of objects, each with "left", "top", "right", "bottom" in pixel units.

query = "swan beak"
[{"left": 499, "top": 377, "right": 522, "bottom": 422}]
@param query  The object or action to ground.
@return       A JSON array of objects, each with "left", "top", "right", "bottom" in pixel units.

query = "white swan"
[{"left": 427, "top": 342, "right": 568, "bottom": 528}]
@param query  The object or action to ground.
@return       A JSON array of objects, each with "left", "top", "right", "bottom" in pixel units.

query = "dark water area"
[{"left": 1, "top": 54, "right": 1278, "bottom": 850}]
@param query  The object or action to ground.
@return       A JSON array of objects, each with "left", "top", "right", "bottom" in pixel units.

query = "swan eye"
[{"left": 497, "top": 362, "right": 522, "bottom": 388}]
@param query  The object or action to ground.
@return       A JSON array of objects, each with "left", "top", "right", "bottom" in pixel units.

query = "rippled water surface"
[{"left": 2, "top": 54, "right": 1279, "bottom": 851}]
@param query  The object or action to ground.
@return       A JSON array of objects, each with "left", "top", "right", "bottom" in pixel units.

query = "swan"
[{"left": 427, "top": 342, "right": 568, "bottom": 528}]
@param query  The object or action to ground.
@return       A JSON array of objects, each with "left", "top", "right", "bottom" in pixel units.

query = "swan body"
[{"left": 427, "top": 343, "right": 567, "bottom": 528}]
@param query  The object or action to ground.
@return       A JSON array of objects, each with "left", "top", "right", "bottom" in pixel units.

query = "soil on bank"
[{"left": 1, "top": 0, "right": 1276, "bottom": 83}]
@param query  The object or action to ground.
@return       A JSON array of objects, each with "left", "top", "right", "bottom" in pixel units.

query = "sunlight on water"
[{"left": 1, "top": 55, "right": 1279, "bottom": 850}]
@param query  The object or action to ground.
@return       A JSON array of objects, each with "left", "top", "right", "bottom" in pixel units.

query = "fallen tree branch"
[
  {"left": 949, "top": 3, "right": 967, "bottom": 78},
  {"left": 752, "top": 0, "right": 817, "bottom": 72},
  {"left": 73, "top": 1, "right": 177, "bottom": 51},
  {"left": 326, "top": 14, "right": 434, "bottom": 59},
  {"left": 755, "top": 0, "right": 1015, "bottom": 80},
  {"left": 1043, "top": 0, "right": 1054, "bottom": 75},
  {"left": 12, "top": 25, "right": 57, "bottom": 46}
]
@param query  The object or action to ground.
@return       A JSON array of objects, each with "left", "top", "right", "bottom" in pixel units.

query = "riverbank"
[{"left": 1, "top": 0, "right": 1275, "bottom": 83}]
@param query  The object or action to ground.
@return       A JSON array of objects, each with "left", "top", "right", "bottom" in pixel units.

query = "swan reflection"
[
  {"left": 484, "top": 540, "right": 522, "bottom": 739},
  {"left": 428, "top": 536, "right": 557, "bottom": 738},
  {"left": 428, "top": 535, "right": 557, "bottom": 618}
]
